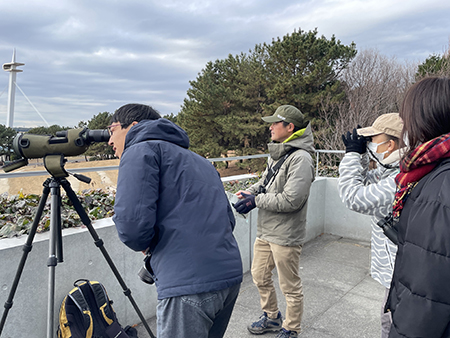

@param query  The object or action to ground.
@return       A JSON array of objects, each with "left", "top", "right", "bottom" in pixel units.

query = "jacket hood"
[
  {"left": 124, "top": 118, "right": 190, "bottom": 151},
  {"left": 268, "top": 122, "right": 315, "bottom": 160},
  {"left": 381, "top": 147, "right": 407, "bottom": 166}
]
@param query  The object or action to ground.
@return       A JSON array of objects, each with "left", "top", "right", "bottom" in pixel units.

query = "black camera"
[
  {"left": 377, "top": 214, "right": 399, "bottom": 245},
  {"left": 137, "top": 252, "right": 155, "bottom": 285}
]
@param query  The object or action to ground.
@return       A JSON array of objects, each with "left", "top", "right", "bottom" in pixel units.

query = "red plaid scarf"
[{"left": 392, "top": 132, "right": 450, "bottom": 218}]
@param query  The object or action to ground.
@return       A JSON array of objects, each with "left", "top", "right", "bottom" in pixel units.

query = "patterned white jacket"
[{"left": 338, "top": 151, "right": 399, "bottom": 288}]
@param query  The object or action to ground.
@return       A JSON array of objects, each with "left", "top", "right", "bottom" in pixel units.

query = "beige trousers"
[{"left": 251, "top": 237, "right": 303, "bottom": 332}]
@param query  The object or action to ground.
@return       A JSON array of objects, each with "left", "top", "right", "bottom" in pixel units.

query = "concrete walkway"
[{"left": 135, "top": 234, "right": 385, "bottom": 338}]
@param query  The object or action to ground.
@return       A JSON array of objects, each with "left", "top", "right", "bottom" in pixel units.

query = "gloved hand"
[
  {"left": 233, "top": 193, "right": 256, "bottom": 214},
  {"left": 342, "top": 128, "right": 367, "bottom": 154}
]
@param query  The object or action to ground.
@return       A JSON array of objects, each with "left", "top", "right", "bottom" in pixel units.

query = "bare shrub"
[{"left": 315, "top": 49, "right": 417, "bottom": 159}]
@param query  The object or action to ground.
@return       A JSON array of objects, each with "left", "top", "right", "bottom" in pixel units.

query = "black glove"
[
  {"left": 233, "top": 193, "right": 256, "bottom": 214},
  {"left": 342, "top": 128, "right": 367, "bottom": 154}
]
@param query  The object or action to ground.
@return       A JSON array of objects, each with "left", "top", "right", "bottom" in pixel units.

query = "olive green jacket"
[{"left": 247, "top": 123, "right": 315, "bottom": 246}]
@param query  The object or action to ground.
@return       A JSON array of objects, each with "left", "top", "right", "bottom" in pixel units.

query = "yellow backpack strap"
[
  {"left": 89, "top": 281, "right": 115, "bottom": 325},
  {"left": 58, "top": 295, "right": 71, "bottom": 338},
  {"left": 69, "top": 285, "right": 94, "bottom": 338}
]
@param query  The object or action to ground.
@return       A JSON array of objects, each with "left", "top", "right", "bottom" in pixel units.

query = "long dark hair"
[{"left": 400, "top": 77, "right": 450, "bottom": 152}]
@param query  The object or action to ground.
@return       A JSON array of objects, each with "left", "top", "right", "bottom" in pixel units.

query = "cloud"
[{"left": 0, "top": 0, "right": 449, "bottom": 127}]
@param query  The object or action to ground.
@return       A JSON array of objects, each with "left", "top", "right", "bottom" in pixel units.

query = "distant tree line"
[{"left": 1, "top": 30, "right": 449, "bottom": 168}]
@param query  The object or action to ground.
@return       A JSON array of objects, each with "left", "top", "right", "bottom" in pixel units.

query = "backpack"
[{"left": 57, "top": 279, "right": 138, "bottom": 338}]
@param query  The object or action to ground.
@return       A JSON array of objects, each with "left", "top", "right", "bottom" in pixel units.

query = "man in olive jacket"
[{"left": 234, "top": 105, "right": 315, "bottom": 338}]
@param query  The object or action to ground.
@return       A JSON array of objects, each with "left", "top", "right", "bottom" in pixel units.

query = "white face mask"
[{"left": 368, "top": 141, "right": 388, "bottom": 162}]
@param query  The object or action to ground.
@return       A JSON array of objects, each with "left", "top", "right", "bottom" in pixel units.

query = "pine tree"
[
  {"left": 259, "top": 28, "right": 356, "bottom": 121},
  {"left": 0, "top": 125, "right": 18, "bottom": 161},
  {"left": 85, "top": 112, "right": 114, "bottom": 160},
  {"left": 416, "top": 53, "right": 450, "bottom": 79},
  {"left": 177, "top": 28, "right": 357, "bottom": 159}
]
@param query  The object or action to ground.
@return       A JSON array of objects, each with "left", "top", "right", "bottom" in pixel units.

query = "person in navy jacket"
[{"left": 108, "top": 103, "right": 243, "bottom": 338}]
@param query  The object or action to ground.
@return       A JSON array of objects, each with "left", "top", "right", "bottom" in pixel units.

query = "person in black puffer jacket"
[{"left": 385, "top": 77, "right": 450, "bottom": 337}]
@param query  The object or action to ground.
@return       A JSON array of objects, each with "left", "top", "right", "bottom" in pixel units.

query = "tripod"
[{"left": 0, "top": 155, "right": 155, "bottom": 338}]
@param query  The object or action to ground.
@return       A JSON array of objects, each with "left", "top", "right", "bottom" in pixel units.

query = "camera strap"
[{"left": 263, "top": 148, "right": 298, "bottom": 190}]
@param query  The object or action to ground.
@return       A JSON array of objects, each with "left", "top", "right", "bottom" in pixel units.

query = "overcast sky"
[{"left": 0, "top": 0, "right": 449, "bottom": 128}]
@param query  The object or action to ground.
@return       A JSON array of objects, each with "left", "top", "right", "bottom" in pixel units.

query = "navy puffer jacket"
[{"left": 113, "top": 119, "right": 243, "bottom": 299}]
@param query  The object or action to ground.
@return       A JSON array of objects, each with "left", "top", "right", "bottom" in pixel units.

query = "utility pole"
[{"left": 2, "top": 49, "right": 25, "bottom": 128}]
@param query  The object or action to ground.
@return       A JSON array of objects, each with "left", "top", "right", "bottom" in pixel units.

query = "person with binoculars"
[
  {"left": 338, "top": 113, "right": 403, "bottom": 338},
  {"left": 108, "top": 103, "right": 243, "bottom": 338}
]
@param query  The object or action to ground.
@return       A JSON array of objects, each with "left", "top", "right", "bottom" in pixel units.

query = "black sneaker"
[
  {"left": 247, "top": 311, "right": 283, "bottom": 334},
  {"left": 275, "top": 328, "right": 298, "bottom": 338}
]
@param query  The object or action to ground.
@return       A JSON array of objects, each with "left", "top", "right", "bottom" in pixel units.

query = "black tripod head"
[{"left": 42, "top": 154, "right": 91, "bottom": 183}]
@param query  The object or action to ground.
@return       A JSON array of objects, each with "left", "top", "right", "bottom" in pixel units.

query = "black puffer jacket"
[{"left": 386, "top": 159, "right": 450, "bottom": 337}]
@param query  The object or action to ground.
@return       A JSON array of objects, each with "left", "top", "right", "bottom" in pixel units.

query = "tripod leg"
[
  {"left": 56, "top": 190, "right": 63, "bottom": 263},
  {"left": 61, "top": 179, "right": 156, "bottom": 338},
  {"left": 46, "top": 179, "right": 62, "bottom": 338},
  {"left": 0, "top": 180, "right": 51, "bottom": 335}
]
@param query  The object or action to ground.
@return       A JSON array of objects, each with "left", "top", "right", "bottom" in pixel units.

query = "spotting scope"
[{"left": 2, "top": 127, "right": 110, "bottom": 173}]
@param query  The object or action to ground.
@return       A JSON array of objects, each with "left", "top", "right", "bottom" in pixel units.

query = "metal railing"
[
  {"left": 0, "top": 151, "right": 343, "bottom": 179},
  {"left": 314, "top": 149, "right": 344, "bottom": 177}
]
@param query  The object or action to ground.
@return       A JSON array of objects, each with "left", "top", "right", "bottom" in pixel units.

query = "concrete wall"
[
  {"left": 322, "top": 178, "right": 373, "bottom": 240},
  {"left": 0, "top": 177, "right": 371, "bottom": 337}
]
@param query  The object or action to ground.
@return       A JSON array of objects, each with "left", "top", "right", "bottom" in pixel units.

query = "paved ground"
[{"left": 134, "top": 234, "right": 385, "bottom": 338}]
